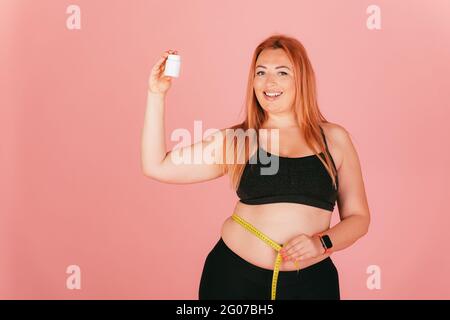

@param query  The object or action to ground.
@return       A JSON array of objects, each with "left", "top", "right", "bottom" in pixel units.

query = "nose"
[{"left": 265, "top": 74, "right": 278, "bottom": 87}]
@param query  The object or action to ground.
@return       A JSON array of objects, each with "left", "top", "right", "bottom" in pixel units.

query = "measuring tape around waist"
[{"left": 231, "top": 213, "right": 300, "bottom": 300}]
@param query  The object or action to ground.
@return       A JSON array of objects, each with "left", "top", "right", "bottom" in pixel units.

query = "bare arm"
[
  {"left": 141, "top": 50, "right": 227, "bottom": 184},
  {"left": 320, "top": 124, "right": 371, "bottom": 252},
  {"left": 141, "top": 91, "right": 168, "bottom": 173}
]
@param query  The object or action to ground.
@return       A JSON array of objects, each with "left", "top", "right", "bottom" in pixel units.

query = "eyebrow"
[{"left": 255, "top": 65, "right": 291, "bottom": 70}]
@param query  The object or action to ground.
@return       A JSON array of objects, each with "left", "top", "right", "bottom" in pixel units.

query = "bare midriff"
[{"left": 220, "top": 201, "right": 333, "bottom": 271}]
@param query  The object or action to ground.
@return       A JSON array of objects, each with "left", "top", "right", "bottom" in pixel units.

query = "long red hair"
[{"left": 221, "top": 34, "right": 338, "bottom": 191}]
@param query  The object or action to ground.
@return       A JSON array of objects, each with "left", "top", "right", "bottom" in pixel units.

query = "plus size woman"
[{"left": 141, "top": 34, "right": 370, "bottom": 300}]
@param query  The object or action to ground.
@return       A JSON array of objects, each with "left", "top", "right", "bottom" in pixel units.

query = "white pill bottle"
[{"left": 163, "top": 54, "right": 181, "bottom": 78}]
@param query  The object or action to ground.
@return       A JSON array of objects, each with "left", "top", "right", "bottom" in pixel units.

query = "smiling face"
[{"left": 253, "top": 48, "right": 296, "bottom": 115}]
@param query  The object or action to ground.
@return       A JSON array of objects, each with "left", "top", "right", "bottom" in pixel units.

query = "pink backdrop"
[{"left": 1, "top": 0, "right": 449, "bottom": 299}]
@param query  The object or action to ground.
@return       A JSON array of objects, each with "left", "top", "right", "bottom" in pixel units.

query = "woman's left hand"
[{"left": 280, "top": 234, "right": 325, "bottom": 262}]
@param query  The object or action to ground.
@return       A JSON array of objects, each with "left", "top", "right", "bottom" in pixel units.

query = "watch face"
[{"left": 322, "top": 235, "right": 333, "bottom": 248}]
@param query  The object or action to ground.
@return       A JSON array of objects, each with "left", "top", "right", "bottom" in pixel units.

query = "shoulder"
[
  {"left": 200, "top": 122, "right": 249, "bottom": 151},
  {"left": 320, "top": 121, "right": 350, "bottom": 143},
  {"left": 319, "top": 121, "right": 352, "bottom": 171},
  {"left": 216, "top": 122, "right": 248, "bottom": 141}
]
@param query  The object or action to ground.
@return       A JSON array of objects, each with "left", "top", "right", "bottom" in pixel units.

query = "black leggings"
[{"left": 199, "top": 237, "right": 340, "bottom": 300}]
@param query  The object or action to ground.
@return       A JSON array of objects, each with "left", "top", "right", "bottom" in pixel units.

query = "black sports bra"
[{"left": 236, "top": 127, "right": 339, "bottom": 212}]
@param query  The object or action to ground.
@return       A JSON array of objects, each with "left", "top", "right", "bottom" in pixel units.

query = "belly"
[{"left": 220, "top": 201, "right": 333, "bottom": 271}]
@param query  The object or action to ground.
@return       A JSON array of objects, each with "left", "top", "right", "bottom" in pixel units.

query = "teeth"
[{"left": 264, "top": 91, "right": 282, "bottom": 97}]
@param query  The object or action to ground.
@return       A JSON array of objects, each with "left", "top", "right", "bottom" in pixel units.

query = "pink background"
[{"left": 1, "top": 0, "right": 449, "bottom": 299}]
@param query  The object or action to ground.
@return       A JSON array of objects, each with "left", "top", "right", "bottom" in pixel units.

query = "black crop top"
[{"left": 236, "top": 126, "right": 339, "bottom": 212}]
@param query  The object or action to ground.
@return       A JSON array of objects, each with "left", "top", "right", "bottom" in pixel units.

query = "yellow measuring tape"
[{"left": 231, "top": 213, "right": 300, "bottom": 300}]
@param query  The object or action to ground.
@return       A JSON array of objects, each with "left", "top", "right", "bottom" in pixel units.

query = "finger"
[
  {"left": 151, "top": 65, "right": 165, "bottom": 78},
  {"left": 295, "top": 252, "right": 313, "bottom": 262},
  {"left": 281, "top": 234, "right": 307, "bottom": 253},
  {"left": 153, "top": 51, "right": 172, "bottom": 66},
  {"left": 282, "top": 239, "right": 305, "bottom": 256},
  {"left": 152, "top": 57, "right": 167, "bottom": 72},
  {"left": 283, "top": 244, "right": 305, "bottom": 261},
  {"left": 290, "top": 247, "right": 310, "bottom": 261},
  {"left": 281, "top": 241, "right": 295, "bottom": 254},
  {"left": 150, "top": 68, "right": 169, "bottom": 82},
  {"left": 289, "top": 244, "right": 309, "bottom": 260}
]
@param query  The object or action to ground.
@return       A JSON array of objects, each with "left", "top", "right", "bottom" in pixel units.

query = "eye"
[{"left": 255, "top": 71, "right": 288, "bottom": 76}]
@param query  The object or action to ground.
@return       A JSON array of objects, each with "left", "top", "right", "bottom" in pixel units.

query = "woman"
[{"left": 142, "top": 34, "right": 370, "bottom": 300}]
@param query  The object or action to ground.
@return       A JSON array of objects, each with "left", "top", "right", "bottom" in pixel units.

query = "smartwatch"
[{"left": 319, "top": 234, "right": 333, "bottom": 253}]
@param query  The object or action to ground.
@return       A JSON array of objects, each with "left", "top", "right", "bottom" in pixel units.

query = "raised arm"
[{"left": 141, "top": 50, "right": 227, "bottom": 184}]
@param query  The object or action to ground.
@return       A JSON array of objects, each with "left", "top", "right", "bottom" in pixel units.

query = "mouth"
[{"left": 263, "top": 91, "right": 283, "bottom": 101}]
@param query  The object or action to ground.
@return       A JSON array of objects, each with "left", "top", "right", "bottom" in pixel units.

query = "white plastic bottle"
[{"left": 163, "top": 54, "right": 181, "bottom": 78}]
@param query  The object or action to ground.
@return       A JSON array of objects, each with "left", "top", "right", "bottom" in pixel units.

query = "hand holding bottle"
[{"left": 148, "top": 49, "right": 179, "bottom": 95}]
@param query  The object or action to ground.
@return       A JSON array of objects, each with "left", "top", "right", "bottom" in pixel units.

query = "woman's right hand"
[{"left": 148, "top": 49, "right": 178, "bottom": 95}]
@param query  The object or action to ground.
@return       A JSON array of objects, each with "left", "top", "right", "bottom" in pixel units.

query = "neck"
[{"left": 261, "top": 112, "right": 300, "bottom": 129}]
